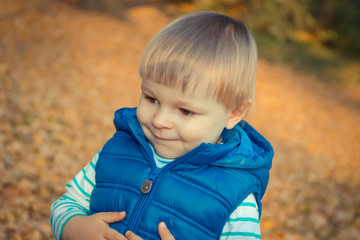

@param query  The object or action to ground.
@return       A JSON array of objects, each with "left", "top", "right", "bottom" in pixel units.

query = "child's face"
[{"left": 136, "top": 79, "right": 233, "bottom": 159}]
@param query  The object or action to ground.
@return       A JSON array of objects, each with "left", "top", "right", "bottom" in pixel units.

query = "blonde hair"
[{"left": 139, "top": 12, "right": 257, "bottom": 112}]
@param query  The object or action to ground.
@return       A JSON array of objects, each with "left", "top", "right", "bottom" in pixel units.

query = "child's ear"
[{"left": 225, "top": 101, "right": 251, "bottom": 129}]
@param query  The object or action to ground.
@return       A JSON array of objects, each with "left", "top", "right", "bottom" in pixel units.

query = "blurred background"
[{"left": 1, "top": 0, "right": 359, "bottom": 239}]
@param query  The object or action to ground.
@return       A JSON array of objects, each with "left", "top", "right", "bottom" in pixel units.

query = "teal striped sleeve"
[
  {"left": 220, "top": 194, "right": 261, "bottom": 240},
  {"left": 50, "top": 151, "right": 100, "bottom": 240}
]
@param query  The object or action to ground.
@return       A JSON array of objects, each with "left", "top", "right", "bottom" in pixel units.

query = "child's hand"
[
  {"left": 126, "top": 222, "right": 175, "bottom": 240},
  {"left": 61, "top": 211, "right": 127, "bottom": 240}
]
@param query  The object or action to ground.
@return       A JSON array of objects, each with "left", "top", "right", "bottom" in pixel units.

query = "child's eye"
[
  {"left": 179, "top": 108, "right": 194, "bottom": 116},
  {"left": 144, "top": 96, "right": 159, "bottom": 104}
]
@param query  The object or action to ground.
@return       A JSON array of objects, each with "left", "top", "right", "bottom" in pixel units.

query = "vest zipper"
[
  {"left": 126, "top": 167, "right": 160, "bottom": 232},
  {"left": 125, "top": 126, "right": 207, "bottom": 233},
  {"left": 125, "top": 145, "right": 203, "bottom": 233}
]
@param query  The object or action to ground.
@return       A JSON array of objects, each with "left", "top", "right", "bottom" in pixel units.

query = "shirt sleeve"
[
  {"left": 220, "top": 193, "right": 261, "bottom": 240},
  {"left": 50, "top": 151, "right": 99, "bottom": 240}
]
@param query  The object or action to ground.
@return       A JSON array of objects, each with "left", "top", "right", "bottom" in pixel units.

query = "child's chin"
[
  {"left": 155, "top": 147, "right": 182, "bottom": 160},
  {"left": 157, "top": 152, "right": 177, "bottom": 159}
]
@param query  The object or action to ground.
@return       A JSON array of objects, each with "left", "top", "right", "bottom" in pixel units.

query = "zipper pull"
[
  {"left": 141, "top": 179, "right": 152, "bottom": 193},
  {"left": 141, "top": 167, "right": 160, "bottom": 194}
]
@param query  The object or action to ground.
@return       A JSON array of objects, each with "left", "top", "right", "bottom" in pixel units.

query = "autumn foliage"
[{"left": 1, "top": 0, "right": 360, "bottom": 239}]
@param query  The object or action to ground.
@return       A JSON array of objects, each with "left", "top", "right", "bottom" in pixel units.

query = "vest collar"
[{"left": 113, "top": 107, "right": 273, "bottom": 171}]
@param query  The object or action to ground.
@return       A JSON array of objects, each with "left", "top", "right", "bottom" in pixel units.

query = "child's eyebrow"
[
  {"left": 174, "top": 98, "right": 205, "bottom": 112},
  {"left": 140, "top": 84, "right": 155, "bottom": 96}
]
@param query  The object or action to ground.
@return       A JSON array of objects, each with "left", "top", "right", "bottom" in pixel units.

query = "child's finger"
[
  {"left": 97, "top": 211, "right": 126, "bottom": 224},
  {"left": 125, "top": 231, "right": 144, "bottom": 240},
  {"left": 158, "top": 222, "right": 175, "bottom": 240},
  {"left": 104, "top": 228, "right": 128, "bottom": 240}
]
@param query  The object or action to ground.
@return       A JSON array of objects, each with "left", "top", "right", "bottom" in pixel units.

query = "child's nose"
[{"left": 152, "top": 108, "right": 173, "bottom": 129}]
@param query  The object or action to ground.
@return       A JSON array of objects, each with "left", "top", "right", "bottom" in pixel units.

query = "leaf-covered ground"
[{"left": 1, "top": 0, "right": 360, "bottom": 239}]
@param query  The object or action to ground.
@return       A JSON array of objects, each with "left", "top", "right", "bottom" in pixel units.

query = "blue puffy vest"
[{"left": 90, "top": 108, "right": 273, "bottom": 239}]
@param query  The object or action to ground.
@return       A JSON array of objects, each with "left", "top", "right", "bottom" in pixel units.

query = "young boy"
[{"left": 51, "top": 12, "right": 273, "bottom": 240}]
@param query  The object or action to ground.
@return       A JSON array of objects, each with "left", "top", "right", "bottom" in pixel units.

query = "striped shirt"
[{"left": 50, "top": 151, "right": 261, "bottom": 240}]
